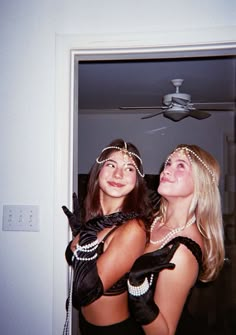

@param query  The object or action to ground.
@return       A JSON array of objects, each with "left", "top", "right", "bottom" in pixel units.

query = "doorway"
[{"left": 55, "top": 40, "right": 236, "bottom": 334}]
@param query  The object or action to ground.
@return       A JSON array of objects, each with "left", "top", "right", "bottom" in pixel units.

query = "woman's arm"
[
  {"left": 72, "top": 217, "right": 146, "bottom": 307},
  {"left": 143, "top": 244, "right": 199, "bottom": 335},
  {"left": 97, "top": 219, "right": 146, "bottom": 291}
]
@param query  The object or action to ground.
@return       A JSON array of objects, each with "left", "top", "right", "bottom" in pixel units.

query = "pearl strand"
[
  {"left": 96, "top": 145, "right": 145, "bottom": 177},
  {"left": 73, "top": 239, "right": 99, "bottom": 261},
  {"left": 76, "top": 239, "right": 98, "bottom": 252},
  {"left": 150, "top": 216, "right": 196, "bottom": 248},
  {"left": 128, "top": 274, "right": 154, "bottom": 296}
]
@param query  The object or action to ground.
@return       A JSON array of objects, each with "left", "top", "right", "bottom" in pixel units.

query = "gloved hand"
[
  {"left": 128, "top": 241, "right": 179, "bottom": 325},
  {"left": 62, "top": 192, "right": 82, "bottom": 237}
]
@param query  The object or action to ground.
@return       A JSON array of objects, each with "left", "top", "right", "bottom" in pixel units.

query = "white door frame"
[{"left": 53, "top": 30, "right": 236, "bottom": 334}]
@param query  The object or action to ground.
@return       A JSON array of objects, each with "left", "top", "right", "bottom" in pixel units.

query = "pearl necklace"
[{"left": 150, "top": 215, "right": 196, "bottom": 248}]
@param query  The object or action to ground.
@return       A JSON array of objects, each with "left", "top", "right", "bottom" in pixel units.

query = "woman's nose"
[
  {"left": 163, "top": 166, "right": 171, "bottom": 175},
  {"left": 113, "top": 167, "right": 123, "bottom": 178}
]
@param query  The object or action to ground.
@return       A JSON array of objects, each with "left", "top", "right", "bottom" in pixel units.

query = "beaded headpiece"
[
  {"left": 165, "top": 146, "right": 216, "bottom": 183},
  {"left": 96, "top": 141, "right": 145, "bottom": 177}
]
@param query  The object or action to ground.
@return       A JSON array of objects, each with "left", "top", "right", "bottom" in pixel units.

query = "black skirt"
[{"left": 79, "top": 311, "right": 145, "bottom": 335}]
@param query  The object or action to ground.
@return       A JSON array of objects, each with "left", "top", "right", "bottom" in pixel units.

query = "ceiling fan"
[{"left": 119, "top": 79, "right": 234, "bottom": 122}]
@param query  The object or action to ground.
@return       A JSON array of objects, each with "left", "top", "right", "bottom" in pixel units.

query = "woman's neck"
[
  {"left": 164, "top": 203, "right": 192, "bottom": 228},
  {"left": 100, "top": 196, "right": 123, "bottom": 215}
]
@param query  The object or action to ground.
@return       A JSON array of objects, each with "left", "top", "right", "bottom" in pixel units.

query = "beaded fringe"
[{"left": 62, "top": 268, "right": 73, "bottom": 335}]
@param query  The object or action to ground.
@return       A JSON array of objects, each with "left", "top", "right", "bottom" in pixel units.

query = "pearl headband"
[
  {"left": 165, "top": 147, "right": 216, "bottom": 183},
  {"left": 96, "top": 142, "right": 145, "bottom": 177}
]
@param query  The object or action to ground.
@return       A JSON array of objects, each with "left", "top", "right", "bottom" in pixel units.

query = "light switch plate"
[{"left": 2, "top": 205, "right": 40, "bottom": 232}]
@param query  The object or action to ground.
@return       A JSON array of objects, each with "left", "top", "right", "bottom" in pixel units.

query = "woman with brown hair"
[{"left": 63, "top": 138, "right": 153, "bottom": 335}]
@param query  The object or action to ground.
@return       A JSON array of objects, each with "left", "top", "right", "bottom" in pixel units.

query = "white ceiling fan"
[{"left": 120, "top": 79, "right": 235, "bottom": 122}]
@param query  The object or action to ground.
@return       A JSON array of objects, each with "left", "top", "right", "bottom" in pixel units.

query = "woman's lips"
[
  {"left": 160, "top": 177, "right": 172, "bottom": 183},
  {"left": 108, "top": 181, "right": 124, "bottom": 187}
]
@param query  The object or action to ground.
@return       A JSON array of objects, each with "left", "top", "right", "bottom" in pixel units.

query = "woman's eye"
[
  {"left": 165, "top": 161, "right": 171, "bottom": 167},
  {"left": 105, "top": 162, "right": 115, "bottom": 168},
  {"left": 177, "top": 163, "right": 185, "bottom": 168}
]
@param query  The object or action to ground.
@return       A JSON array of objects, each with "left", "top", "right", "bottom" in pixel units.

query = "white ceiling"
[{"left": 78, "top": 55, "right": 236, "bottom": 116}]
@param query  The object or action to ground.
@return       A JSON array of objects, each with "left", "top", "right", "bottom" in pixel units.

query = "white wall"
[{"left": 0, "top": 1, "right": 236, "bottom": 334}]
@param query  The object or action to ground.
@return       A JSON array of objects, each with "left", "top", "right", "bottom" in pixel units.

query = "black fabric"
[
  {"left": 62, "top": 192, "right": 82, "bottom": 237},
  {"left": 128, "top": 241, "right": 179, "bottom": 325},
  {"left": 73, "top": 262, "right": 104, "bottom": 308},
  {"left": 175, "top": 305, "right": 201, "bottom": 335},
  {"left": 80, "top": 211, "right": 140, "bottom": 242},
  {"left": 72, "top": 211, "right": 141, "bottom": 308},
  {"left": 79, "top": 311, "right": 145, "bottom": 335},
  {"left": 65, "top": 240, "right": 74, "bottom": 266},
  {"left": 165, "top": 236, "right": 202, "bottom": 269}
]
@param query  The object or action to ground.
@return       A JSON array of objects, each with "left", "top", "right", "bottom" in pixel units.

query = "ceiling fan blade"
[
  {"left": 141, "top": 111, "right": 164, "bottom": 119},
  {"left": 193, "top": 102, "right": 235, "bottom": 111},
  {"left": 188, "top": 110, "right": 211, "bottom": 119},
  {"left": 119, "top": 106, "right": 163, "bottom": 110}
]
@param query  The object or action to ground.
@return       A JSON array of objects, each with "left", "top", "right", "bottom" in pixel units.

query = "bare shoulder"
[
  {"left": 117, "top": 217, "right": 146, "bottom": 237},
  {"left": 102, "top": 218, "right": 147, "bottom": 260},
  {"left": 170, "top": 242, "right": 200, "bottom": 285},
  {"left": 109, "top": 218, "right": 147, "bottom": 250}
]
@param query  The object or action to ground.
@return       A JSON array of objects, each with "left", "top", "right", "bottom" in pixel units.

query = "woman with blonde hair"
[{"left": 128, "top": 144, "right": 225, "bottom": 335}]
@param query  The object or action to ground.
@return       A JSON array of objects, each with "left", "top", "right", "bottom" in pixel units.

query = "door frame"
[{"left": 53, "top": 30, "right": 236, "bottom": 334}]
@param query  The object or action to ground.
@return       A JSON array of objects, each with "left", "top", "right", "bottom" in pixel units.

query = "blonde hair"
[{"left": 159, "top": 144, "right": 225, "bottom": 282}]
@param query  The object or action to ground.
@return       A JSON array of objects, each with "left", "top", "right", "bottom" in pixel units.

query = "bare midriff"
[{"left": 81, "top": 291, "right": 129, "bottom": 325}]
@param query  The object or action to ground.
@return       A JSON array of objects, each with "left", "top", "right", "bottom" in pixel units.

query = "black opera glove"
[
  {"left": 65, "top": 211, "right": 139, "bottom": 271},
  {"left": 65, "top": 240, "right": 74, "bottom": 266},
  {"left": 81, "top": 211, "right": 140, "bottom": 236},
  {"left": 72, "top": 238, "right": 103, "bottom": 308},
  {"left": 62, "top": 192, "right": 82, "bottom": 237},
  {"left": 71, "top": 211, "right": 140, "bottom": 308},
  {"left": 128, "top": 241, "right": 179, "bottom": 325}
]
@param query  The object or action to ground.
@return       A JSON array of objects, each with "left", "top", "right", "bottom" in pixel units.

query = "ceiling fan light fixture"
[
  {"left": 167, "top": 104, "right": 189, "bottom": 112},
  {"left": 163, "top": 110, "right": 189, "bottom": 121}
]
